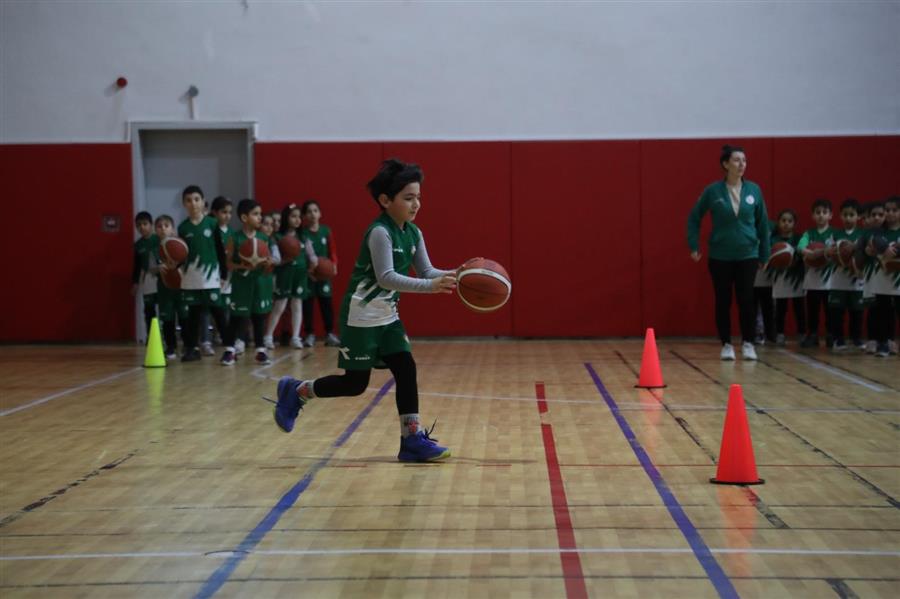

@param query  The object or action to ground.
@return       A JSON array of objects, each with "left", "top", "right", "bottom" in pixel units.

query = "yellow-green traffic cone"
[{"left": 143, "top": 317, "right": 166, "bottom": 368}]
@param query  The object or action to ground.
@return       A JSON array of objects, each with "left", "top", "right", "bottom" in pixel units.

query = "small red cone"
[
  {"left": 635, "top": 328, "right": 666, "bottom": 388},
  {"left": 710, "top": 384, "right": 764, "bottom": 485}
]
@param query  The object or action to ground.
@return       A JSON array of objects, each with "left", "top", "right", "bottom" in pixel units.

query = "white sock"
[
  {"left": 266, "top": 299, "right": 287, "bottom": 338},
  {"left": 290, "top": 298, "right": 303, "bottom": 338},
  {"left": 400, "top": 414, "right": 420, "bottom": 438}
]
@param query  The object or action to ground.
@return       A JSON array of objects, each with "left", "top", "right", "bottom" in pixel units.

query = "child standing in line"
[
  {"left": 154, "top": 215, "right": 188, "bottom": 359},
  {"left": 273, "top": 159, "right": 459, "bottom": 462},
  {"left": 265, "top": 204, "right": 318, "bottom": 349},
  {"left": 177, "top": 185, "right": 230, "bottom": 362},
  {"left": 827, "top": 198, "right": 865, "bottom": 351},
  {"left": 867, "top": 196, "right": 900, "bottom": 357},
  {"left": 302, "top": 200, "right": 342, "bottom": 347},
  {"left": 860, "top": 201, "right": 886, "bottom": 353},
  {"left": 771, "top": 209, "right": 806, "bottom": 345},
  {"left": 132, "top": 211, "right": 159, "bottom": 341},
  {"left": 798, "top": 198, "right": 836, "bottom": 348},
  {"left": 753, "top": 218, "right": 777, "bottom": 345},
  {"left": 220, "top": 199, "right": 277, "bottom": 366}
]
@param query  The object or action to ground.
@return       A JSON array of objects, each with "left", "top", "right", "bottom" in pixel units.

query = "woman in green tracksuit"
[{"left": 687, "top": 144, "right": 771, "bottom": 361}]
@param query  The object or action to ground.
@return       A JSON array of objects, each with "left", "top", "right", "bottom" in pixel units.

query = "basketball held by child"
[
  {"left": 804, "top": 241, "right": 828, "bottom": 268},
  {"left": 313, "top": 257, "right": 336, "bottom": 280},
  {"left": 766, "top": 241, "right": 794, "bottom": 269},
  {"left": 160, "top": 267, "right": 182, "bottom": 289},
  {"left": 239, "top": 237, "right": 270, "bottom": 267},
  {"left": 278, "top": 234, "right": 301, "bottom": 263},
  {"left": 835, "top": 239, "right": 856, "bottom": 268},
  {"left": 882, "top": 242, "right": 900, "bottom": 273},
  {"left": 457, "top": 258, "right": 511, "bottom": 313},
  {"left": 160, "top": 237, "right": 189, "bottom": 264}
]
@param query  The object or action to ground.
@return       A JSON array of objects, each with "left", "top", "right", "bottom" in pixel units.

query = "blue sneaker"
[
  {"left": 398, "top": 424, "right": 451, "bottom": 462},
  {"left": 274, "top": 377, "right": 310, "bottom": 433}
]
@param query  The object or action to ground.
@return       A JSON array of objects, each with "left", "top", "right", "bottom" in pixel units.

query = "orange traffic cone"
[
  {"left": 635, "top": 328, "right": 666, "bottom": 388},
  {"left": 710, "top": 384, "right": 764, "bottom": 485}
]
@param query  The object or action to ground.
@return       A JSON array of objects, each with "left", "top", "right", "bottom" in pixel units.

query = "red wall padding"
[
  {"left": 3, "top": 136, "right": 898, "bottom": 342},
  {"left": 0, "top": 144, "right": 133, "bottom": 342}
]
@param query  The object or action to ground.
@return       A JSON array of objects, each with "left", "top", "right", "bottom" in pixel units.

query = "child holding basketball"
[
  {"left": 860, "top": 201, "right": 887, "bottom": 352},
  {"left": 301, "top": 199, "right": 341, "bottom": 347},
  {"left": 771, "top": 209, "right": 806, "bottom": 345},
  {"left": 131, "top": 211, "right": 159, "bottom": 341},
  {"left": 264, "top": 203, "right": 318, "bottom": 349},
  {"left": 798, "top": 198, "right": 836, "bottom": 348},
  {"left": 177, "top": 185, "right": 230, "bottom": 362},
  {"left": 220, "top": 199, "right": 277, "bottom": 366},
  {"left": 753, "top": 218, "right": 777, "bottom": 345},
  {"left": 274, "top": 159, "right": 458, "bottom": 462},
  {"left": 154, "top": 214, "right": 188, "bottom": 359},
  {"left": 867, "top": 196, "right": 900, "bottom": 357},
  {"left": 827, "top": 198, "right": 865, "bottom": 351}
]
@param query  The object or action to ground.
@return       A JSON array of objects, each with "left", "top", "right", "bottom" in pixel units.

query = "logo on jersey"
[
  {"left": 746, "top": 195, "right": 755, "bottom": 205},
  {"left": 393, "top": 248, "right": 404, "bottom": 254},
  {"left": 203, "top": 229, "right": 212, "bottom": 237},
  {"left": 210, "top": 292, "right": 219, "bottom": 301}
]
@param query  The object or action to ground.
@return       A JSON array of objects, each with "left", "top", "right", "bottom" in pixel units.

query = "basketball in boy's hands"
[
  {"left": 160, "top": 237, "right": 189, "bottom": 264},
  {"left": 804, "top": 242, "right": 828, "bottom": 268},
  {"left": 239, "top": 237, "right": 270, "bottom": 267},
  {"left": 160, "top": 266, "right": 182, "bottom": 289},
  {"left": 278, "top": 235, "right": 300, "bottom": 263},
  {"left": 767, "top": 241, "right": 794, "bottom": 269},
  {"left": 313, "top": 257, "right": 336, "bottom": 280},
  {"left": 457, "top": 258, "right": 511, "bottom": 312},
  {"left": 835, "top": 239, "right": 856, "bottom": 268},
  {"left": 883, "top": 242, "right": 900, "bottom": 273}
]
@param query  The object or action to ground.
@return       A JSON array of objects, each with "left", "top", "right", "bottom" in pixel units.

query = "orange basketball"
[
  {"left": 767, "top": 241, "right": 794, "bottom": 270},
  {"left": 883, "top": 242, "right": 900, "bottom": 273},
  {"left": 457, "top": 258, "right": 511, "bottom": 313},
  {"left": 160, "top": 267, "right": 182, "bottom": 289},
  {"left": 278, "top": 234, "right": 301, "bottom": 263},
  {"left": 835, "top": 239, "right": 856, "bottom": 268},
  {"left": 313, "top": 257, "right": 336, "bottom": 280},
  {"left": 239, "top": 237, "right": 270, "bottom": 267},
  {"left": 803, "top": 241, "right": 828, "bottom": 268},
  {"left": 159, "top": 237, "right": 189, "bottom": 264}
]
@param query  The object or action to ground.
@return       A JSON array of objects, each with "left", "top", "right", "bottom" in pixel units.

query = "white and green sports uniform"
[
  {"left": 771, "top": 233, "right": 805, "bottom": 299},
  {"left": 868, "top": 227, "right": 900, "bottom": 296},
  {"left": 828, "top": 228, "right": 865, "bottom": 310},
  {"left": 798, "top": 227, "right": 836, "bottom": 291},
  {"left": 228, "top": 230, "right": 275, "bottom": 316},
  {"left": 338, "top": 213, "right": 452, "bottom": 370},
  {"left": 178, "top": 215, "right": 225, "bottom": 307},
  {"left": 305, "top": 224, "right": 336, "bottom": 298},
  {"left": 134, "top": 234, "right": 159, "bottom": 297}
]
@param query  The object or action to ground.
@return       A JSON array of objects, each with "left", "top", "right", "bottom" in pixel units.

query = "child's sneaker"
[
  {"left": 290, "top": 336, "right": 303, "bottom": 349},
  {"left": 165, "top": 348, "right": 178, "bottom": 360},
  {"left": 181, "top": 348, "right": 201, "bottom": 362},
  {"left": 325, "top": 333, "right": 342, "bottom": 347},
  {"left": 800, "top": 335, "right": 818, "bottom": 348},
  {"left": 201, "top": 341, "right": 215, "bottom": 356},
  {"left": 234, "top": 338, "right": 246, "bottom": 355},
  {"left": 273, "top": 378, "right": 313, "bottom": 433},
  {"left": 852, "top": 340, "right": 866, "bottom": 351},
  {"left": 720, "top": 343, "right": 736, "bottom": 361},
  {"left": 775, "top": 334, "right": 786, "bottom": 347},
  {"left": 875, "top": 343, "right": 890, "bottom": 358},
  {"left": 866, "top": 340, "right": 877, "bottom": 354},
  {"left": 832, "top": 340, "right": 848, "bottom": 352},
  {"left": 397, "top": 426, "right": 451, "bottom": 462},
  {"left": 220, "top": 350, "right": 236, "bottom": 366},
  {"left": 303, "top": 334, "right": 316, "bottom": 348},
  {"left": 255, "top": 350, "right": 272, "bottom": 365},
  {"left": 890, "top": 340, "right": 898, "bottom": 355},
  {"left": 263, "top": 335, "right": 275, "bottom": 350},
  {"left": 741, "top": 341, "right": 758, "bottom": 361}
]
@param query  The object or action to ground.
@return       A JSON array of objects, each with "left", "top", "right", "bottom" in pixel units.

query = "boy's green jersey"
[
  {"left": 868, "top": 227, "right": 900, "bottom": 295},
  {"left": 178, "top": 216, "right": 222, "bottom": 290},
  {"left": 687, "top": 179, "right": 770, "bottom": 261},
  {"left": 771, "top": 232, "right": 805, "bottom": 299},
  {"left": 134, "top": 234, "right": 159, "bottom": 296},
  {"left": 342, "top": 213, "right": 418, "bottom": 328},
  {"left": 229, "top": 230, "right": 273, "bottom": 281},
  {"left": 831, "top": 228, "right": 864, "bottom": 291},
  {"left": 305, "top": 224, "right": 334, "bottom": 258},
  {"left": 798, "top": 227, "right": 836, "bottom": 290}
]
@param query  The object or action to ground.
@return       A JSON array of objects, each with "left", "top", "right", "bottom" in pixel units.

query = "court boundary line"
[
  {"left": 584, "top": 362, "right": 739, "bottom": 599},
  {"left": 0, "top": 367, "right": 142, "bottom": 417},
  {"left": 779, "top": 349, "right": 893, "bottom": 392},
  {"left": 192, "top": 378, "right": 395, "bottom": 599}
]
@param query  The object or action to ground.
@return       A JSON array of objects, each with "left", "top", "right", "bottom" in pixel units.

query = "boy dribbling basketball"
[{"left": 273, "top": 159, "right": 459, "bottom": 462}]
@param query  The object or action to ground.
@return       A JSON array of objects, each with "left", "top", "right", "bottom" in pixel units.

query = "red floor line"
[
  {"left": 556, "top": 463, "right": 900, "bottom": 468},
  {"left": 536, "top": 383, "right": 588, "bottom": 599}
]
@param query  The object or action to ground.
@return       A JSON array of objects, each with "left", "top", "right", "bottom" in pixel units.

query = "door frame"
[{"left": 129, "top": 121, "right": 257, "bottom": 341}]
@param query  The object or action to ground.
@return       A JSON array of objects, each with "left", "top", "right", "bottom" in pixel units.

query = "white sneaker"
[
  {"left": 201, "top": 341, "right": 215, "bottom": 356},
  {"left": 775, "top": 334, "right": 786, "bottom": 347},
  {"left": 234, "top": 339, "right": 246, "bottom": 355},
  {"left": 741, "top": 342, "right": 757, "bottom": 361},
  {"left": 720, "top": 343, "right": 736, "bottom": 361},
  {"left": 290, "top": 336, "right": 303, "bottom": 349},
  {"left": 866, "top": 340, "right": 877, "bottom": 354},
  {"left": 890, "top": 340, "right": 898, "bottom": 355},
  {"left": 263, "top": 335, "right": 275, "bottom": 350},
  {"left": 325, "top": 333, "right": 341, "bottom": 347},
  {"left": 303, "top": 334, "right": 316, "bottom": 348}
]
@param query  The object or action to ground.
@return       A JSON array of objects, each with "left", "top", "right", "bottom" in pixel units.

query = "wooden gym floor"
[{"left": 0, "top": 340, "right": 898, "bottom": 598}]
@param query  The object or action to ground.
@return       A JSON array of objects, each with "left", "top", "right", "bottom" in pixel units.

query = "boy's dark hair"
[
  {"left": 776, "top": 208, "right": 797, "bottom": 223},
  {"left": 236, "top": 198, "right": 259, "bottom": 217},
  {"left": 301, "top": 199, "right": 320, "bottom": 216},
  {"left": 719, "top": 144, "right": 745, "bottom": 170},
  {"left": 210, "top": 196, "right": 232, "bottom": 213},
  {"left": 182, "top": 184, "right": 204, "bottom": 199},
  {"left": 366, "top": 158, "right": 424, "bottom": 207},
  {"left": 154, "top": 214, "right": 175, "bottom": 227},
  {"left": 279, "top": 203, "right": 300, "bottom": 235},
  {"left": 867, "top": 199, "right": 885, "bottom": 212},
  {"left": 135, "top": 211, "right": 152, "bottom": 224},
  {"left": 839, "top": 198, "right": 861, "bottom": 214},
  {"left": 885, "top": 195, "right": 900, "bottom": 210},
  {"left": 811, "top": 198, "right": 832, "bottom": 212}
]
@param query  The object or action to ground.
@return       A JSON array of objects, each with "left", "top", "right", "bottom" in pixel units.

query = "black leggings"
[
  {"left": 184, "top": 305, "right": 228, "bottom": 351},
  {"left": 226, "top": 314, "right": 266, "bottom": 348},
  {"left": 806, "top": 290, "right": 834, "bottom": 337},
  {"left": 753, "top": 287, "right": 775, "bottom": 341},
  {"left": 775, "top": 297, "right": 806, "bottom": 336},
  {"left": 311, "top": 351, "right": 418, "bottom": 415},
  {"left": 873, "top": 295, "right": 900, "bottom": 344},
  {"left": 143, "top": 299, "right": 157, "bottom": 342},
  {"left": 829, "top": 307, "right": 863, "bottom": 344},
  {"left": 708, "top": 259, "right": 757, "bottom": 345},
  {"left": 303, "top": 295, "right": 335, "bottom": 335}
]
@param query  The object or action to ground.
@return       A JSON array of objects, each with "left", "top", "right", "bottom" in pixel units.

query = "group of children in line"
[
  {"left": 131, "top": 186, "right": 341, "bottom": 365},
  {"left": 753, "top": 196, "right": 900, "bottom": 357}
]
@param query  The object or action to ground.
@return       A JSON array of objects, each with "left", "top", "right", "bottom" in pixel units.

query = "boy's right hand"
[
  {"left": 690, "top": 251, "right": 701, "bottom": 262},
  {"left": 431, "top": 274, "right": 457, "bottom": 294}
]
